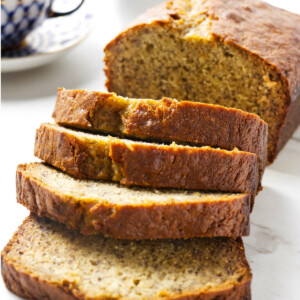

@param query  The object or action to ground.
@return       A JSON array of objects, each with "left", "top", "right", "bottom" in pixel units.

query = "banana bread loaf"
[
  {"left": 16, "top": 163, "right": 251, "bottom": 239},
  {"left": 34, "top": 123, "right": 260, "bottom": 194},
  {"left": 53, "top": 88, "right": 267, "bottom": 173},
  {"left": 1, "top": 215, "right": 252, "bottom": 299},
  {"left": 104, "top": 0, "right": 300, "bottom": 163}
]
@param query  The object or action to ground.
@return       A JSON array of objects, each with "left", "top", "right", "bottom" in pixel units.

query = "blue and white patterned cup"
[{"left": 1, "top": 0, "right": 84, "bottom": 49}]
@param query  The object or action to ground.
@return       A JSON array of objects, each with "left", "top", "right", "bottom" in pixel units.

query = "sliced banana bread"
[
  {"left": 53, "top": 88, "right": 267, "bottom": 172},
  {"left": 16, "top": 163, "right": 251, "bottom": 239},
  {"left": 104, "top": 0, "right": 300, "bottom": 163},
  {"left": 1, "top": 215, "right": 252, "bottom": 299},
  {"left": 34, "top": 123, "right": 259, "bottom": 194}
]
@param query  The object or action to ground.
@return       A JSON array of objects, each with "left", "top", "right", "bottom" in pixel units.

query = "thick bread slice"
[
  {"left": 1, "top": 215, "right": 252, "bottom": 299},
  {"left": 16, "top": 163, "right": 251, "bottom": 239},
  {"left": 34, "top": 123, "right": 259, "bottom": 194},
  {"left": 53, "top": 88, "right": 267, "bottom": 173}
]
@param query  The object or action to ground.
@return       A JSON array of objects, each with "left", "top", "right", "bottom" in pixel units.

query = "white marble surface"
[{"left": 0, "top": 0, "right": 300, "bottom": 299}]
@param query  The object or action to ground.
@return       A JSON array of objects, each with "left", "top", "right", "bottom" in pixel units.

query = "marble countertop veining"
[
  {"left": 244, "top": 132, "right": 300, "bottom": 299},
  {"left": 1, "top": 0, "right": 300, "bottom": 299}
]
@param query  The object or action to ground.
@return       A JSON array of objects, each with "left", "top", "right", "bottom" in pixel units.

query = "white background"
[{"left": 1, "top": 0, "right": 300, "bottom": 299}]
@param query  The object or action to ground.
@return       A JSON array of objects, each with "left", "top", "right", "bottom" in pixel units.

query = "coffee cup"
[{"left": 1, "top": 0, "right": 84, "bottom": 49}]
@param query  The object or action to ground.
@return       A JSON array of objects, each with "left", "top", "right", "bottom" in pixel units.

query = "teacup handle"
[{"left": 49, "top": 0, "right": 85, "bottom": 18}]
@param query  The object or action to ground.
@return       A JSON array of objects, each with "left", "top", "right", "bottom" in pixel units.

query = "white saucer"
[{"left": 1, "top": 8, "right": 94, "bottom": 73}]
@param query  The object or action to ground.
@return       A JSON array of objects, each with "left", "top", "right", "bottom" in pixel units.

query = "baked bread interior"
[
  {"left": 34, "top": 123, "right": 260, "bottom": 193},
  {"left": 53, "top": 88, "right": 267, "bottom": 172},
  {"left": 16, "top": 163, "right": 251, "bottom": 239},
  {"left": 104, "top": 0, "right": 300, "bottom": 163},
  {"left": 1, "top": 215, "right": 252, "bottom": 299}
]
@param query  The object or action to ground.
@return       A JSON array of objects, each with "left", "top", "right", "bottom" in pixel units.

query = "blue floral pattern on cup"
[
  {"left": 1, "top": 11, "right": 93, "bottom": 58},
  {"left": 1, "top": 0, "right": 53, "bottom": 49}
]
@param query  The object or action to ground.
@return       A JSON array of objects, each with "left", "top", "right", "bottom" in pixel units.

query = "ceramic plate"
[{"left": 1, "top": 8, "right": 94, "bottom": 73}]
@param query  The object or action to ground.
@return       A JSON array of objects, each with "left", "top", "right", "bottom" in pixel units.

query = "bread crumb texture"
[
  {"left": 2, "top": 215, "right": 252, "bottom": 299},
  {"left": 104, "top": 0, "right": 300, "bottom": 163},
  {"left": 34, "top": 123, "right": 259, "bottom": 193},
  {"left": 16, "top": 163, "right": 250, "bottom": 238}
]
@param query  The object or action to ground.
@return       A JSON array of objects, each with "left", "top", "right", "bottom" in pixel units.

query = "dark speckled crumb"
[{"left": 1, "top": 215, "right": 252, "bottom": 299}]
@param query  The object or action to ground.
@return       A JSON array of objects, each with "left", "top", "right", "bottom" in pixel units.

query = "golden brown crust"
[
  {"left": 109, "top": 0, "right": 300, "bottom": 100},
  {"left": 104, "top": 0, "right": 300, "bottom": 164},
  {"left": 1, "top": 257, "right": 77, "bottom": 300},
  {"left": 34, "top": 124, "right": 260, "bottom": 194},
  {"left": 110, "top": 141, "right": 259, "bottom": 193},
  {"left": 1, "top": 215, "right": 252, "bottom": 300},
  {"left": 16, "top": 163, "right": 251, "bottom": 239},
  {"left": 277, "top": 92, "right": 300, "bottom": 154},
  {"left": 195, "top": 0, "right": 300, "bottom": 161},
  {"left": 1, "top": 217, "right": 79, "bottom": 300},
  {"left": 201, "top": 0, "right": 300, "bottom": 101},
  {"left": 53, "top": 88, "right": 267, "bottom": 173},
  {"left": 124, "top": 100, "right": 267, "bottom": 170}
]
